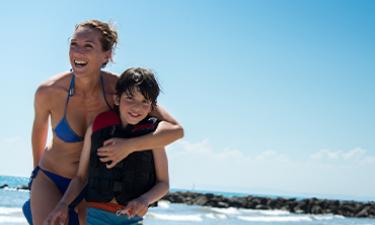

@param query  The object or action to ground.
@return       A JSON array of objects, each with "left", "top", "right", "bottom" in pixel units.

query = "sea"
[{"left": 1, "top": 175, "right": 374, "bottom": 225}]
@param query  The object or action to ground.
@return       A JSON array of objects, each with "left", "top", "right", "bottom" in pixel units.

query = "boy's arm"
[
  {"left": 140, "top": 147, "right": 170, "bottom": 204},
  {"left": 44, "top": 125, "right": 93, "bottom": 225},
  {"left": 119, "top": 147, "right": 169, "bottom": 217}
]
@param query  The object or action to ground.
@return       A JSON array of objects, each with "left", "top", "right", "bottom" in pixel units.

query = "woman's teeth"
[{"left": 74, "top": 60, "right": 87, "bottom": 66}]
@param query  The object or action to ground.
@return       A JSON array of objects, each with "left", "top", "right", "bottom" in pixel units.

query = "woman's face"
[{"left": 69, "top": 26, "right": 111, "bottom": 76}]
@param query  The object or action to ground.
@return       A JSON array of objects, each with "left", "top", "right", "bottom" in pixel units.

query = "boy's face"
[{"left": 115, "top": 88, "right": 152, "bottom": 125}]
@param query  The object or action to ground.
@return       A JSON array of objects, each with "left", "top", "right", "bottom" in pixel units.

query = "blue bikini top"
[{"left": 54, "top": 74, "right": 112, "bottom": 143}]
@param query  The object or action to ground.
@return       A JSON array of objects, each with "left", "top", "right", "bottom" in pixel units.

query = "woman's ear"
[
  {"left": 113, "top": 95, "right": 120, "bottom": 106},
  {"left": 105, "top": 50, "right": 112, "bottom": 62},
  {"left": 101, "top": 50, "right": 112, "bottom": 67}
]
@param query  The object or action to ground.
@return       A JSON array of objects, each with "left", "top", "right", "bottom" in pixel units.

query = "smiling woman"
[
  {"left": 69, "top": 20, "right": 117, "bottom": 74},
  {"left": 21, "top": 19, "right": 184, "bottom": 225}
]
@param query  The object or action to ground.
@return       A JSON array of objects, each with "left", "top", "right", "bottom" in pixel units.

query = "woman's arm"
[
  {"left": 98, "top": 106, "right": 183, "bottom": 169},
  {"left": 150, "top": 105, "right": 180, "bottom": 125},
  {"left": 119, "top": 147, "right": 169, "bottom": 217},
  {"left": 44, "top": 126, "right": 93, "bottom": 225},
  {"left": 134, "top": 105, "right": 184, "bottom": 148},
  {"left": 32, "top": 86, "right": 51, "bottom": 168}
]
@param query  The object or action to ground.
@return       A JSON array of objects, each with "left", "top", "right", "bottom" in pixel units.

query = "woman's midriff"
[{"left": 40, "top": 141, "right": 83, "bottom": 178}]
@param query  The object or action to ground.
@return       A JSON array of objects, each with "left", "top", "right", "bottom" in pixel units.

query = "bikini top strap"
[
  {"left": 63, "top": 74, "right": 76, "bottom": 116},
  {"left": 100, "top": 75, "right": 113, "bottom": 110}
]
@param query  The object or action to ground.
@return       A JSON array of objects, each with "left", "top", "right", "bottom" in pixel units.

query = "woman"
[{"left": 23, "top": 20, "right": 183, "bottom": 225}]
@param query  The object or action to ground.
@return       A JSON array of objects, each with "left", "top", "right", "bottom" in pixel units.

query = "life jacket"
[{"left": 85, "top": 110, "right": 159, "bottom": 205}]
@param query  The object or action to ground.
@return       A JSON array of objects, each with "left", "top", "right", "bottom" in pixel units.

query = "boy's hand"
[
  {"left": 118, "top": 197, "right": 149, "bottom": 217},
  {"left": 43, "top": 202, "right": 68, "bottom": 225},
  {"left": 97, "top": 138, "right": 132, "bottom": 169}
]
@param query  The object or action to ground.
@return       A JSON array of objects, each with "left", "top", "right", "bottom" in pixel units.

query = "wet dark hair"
[
  {"left": 75, "top": 19, "right": 118, "bottom": 67},
  {"left": 116, "top": 67, "right": 160, "bottom": 110}
]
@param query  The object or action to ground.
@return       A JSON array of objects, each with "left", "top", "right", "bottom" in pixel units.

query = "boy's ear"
[
  {"left": 113, "top": 95, "right": 120, "bottom": 106},
  {"left": 148, "top": 104, "right": 156, "bottom": 115}
]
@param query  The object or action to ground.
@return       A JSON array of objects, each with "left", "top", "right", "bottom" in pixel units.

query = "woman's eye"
[
  {"left": 84, "top": 44, "right": 93, "bottom": 49},
  {"left": 70, "top": 42, "right": 77, "bottom": 48}
]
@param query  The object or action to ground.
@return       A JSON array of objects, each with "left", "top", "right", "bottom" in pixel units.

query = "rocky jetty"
[
  {"left": 16, "top": 185, "right": 29, "bottom": 190},
  {"left": 0, "top": 183, "right": 28, "bottom": 190},
  {"left": 162, "top": 191, "right": 375, "bottom": 218}
]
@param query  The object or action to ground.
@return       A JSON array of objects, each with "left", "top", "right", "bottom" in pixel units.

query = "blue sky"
[{"left": 1, "top": 0, "right": 374, "bottom": 200}]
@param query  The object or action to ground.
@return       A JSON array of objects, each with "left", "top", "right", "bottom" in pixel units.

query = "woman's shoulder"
[
  {"left": 35, "top": 71, "right": 72, "bottom": 97},
  {"left": 102, "top": 71, "right": 119, "bottom": 83},
  {"left": 102, "top": 71, "right": 119, "bottom": 93}
]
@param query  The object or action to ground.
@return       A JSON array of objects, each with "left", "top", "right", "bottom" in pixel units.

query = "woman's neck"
[{"left": 73, "top": 71, "right": 102, "bottom": 96}]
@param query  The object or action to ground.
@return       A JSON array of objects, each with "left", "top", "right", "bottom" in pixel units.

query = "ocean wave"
[
  {"left": 0, "top": 188, "right": 28, "bottom": 193},
  {"left": 209, "top": 207, "right": 291, "bottom": 217},
  {"left": 0, "top": 207, "right": 22, "bottom": 215},
  {"left": 157, "top": 200, "right": 170, "bottom": 209},
  {"left": 255, "top": 209, "right": 291, "bottom": 216},
  {"left": 147, "top": 213, "right": 203, "bottom": 222},
  {"left": 311, "top": 214, "right": 345, "bottom": 220},
  {"left": 0, "top": 216, "right": 26, "bottom": 223},
  {"left": 204, "top": 213, "right": 227, "bottom": 219},
  {"left": 238, "top": 215, "right": 313, "bottom": 222},
  {"left": 209, "top": 207, "right": 240, "bottom": 215}
]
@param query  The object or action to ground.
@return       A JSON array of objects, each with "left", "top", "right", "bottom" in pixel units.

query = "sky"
[{"left": 1, "top": 0, "right": 374, "bottom": 200}]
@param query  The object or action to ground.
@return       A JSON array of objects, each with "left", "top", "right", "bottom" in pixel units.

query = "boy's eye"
[{"left": 142, "top": 100, "right": 151, "bottom": 105}]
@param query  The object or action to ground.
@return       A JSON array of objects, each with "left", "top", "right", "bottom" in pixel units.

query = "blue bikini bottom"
[{"left": 22, "top": 166, "right": 85, "bottom": 225}]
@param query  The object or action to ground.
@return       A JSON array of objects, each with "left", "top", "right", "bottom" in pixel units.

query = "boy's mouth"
[{"left": 128, "top": 112, "right": 141, "bottom": 118}]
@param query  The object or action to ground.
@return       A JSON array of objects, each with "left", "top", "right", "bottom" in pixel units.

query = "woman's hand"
[
  {"left": 117, "top": 196, "right": 149, "bottom": 218},
  {"left": 97, "top": 138, "right": 132, "bottom": 169},
  {"left": 43, "top": 202, "right": 68, "bottom": 225}
]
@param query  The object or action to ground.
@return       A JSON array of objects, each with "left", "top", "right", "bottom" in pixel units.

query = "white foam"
[
  {"left": 0, "top": 187, "right": 28, "bottom": 192},
  {"left": 238, "top": 215, "right": 313, "bottom": 222},
  {"left": 0, "top": 216, "right": 26, "bottom": 223},
  {"left": 210, "top": 207, "right": 240, "bottom": 215},
  {"left": 205, "top": 213, "right": 227, "bottom": 219},
  {"left": 312, "top": 214, "right": 345, "bottom": 220},
  {"left": 147, "top": 213, "right": 203, "bottom": 222},
  {"left": 257, "top": 209, "right": 291, "bottom": 216},
  {"left": 0, "top": 207, "right": 22, "bottom": 215},
  {"left": 157, "top": 200, "right": 170, "bottom": 209}
]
